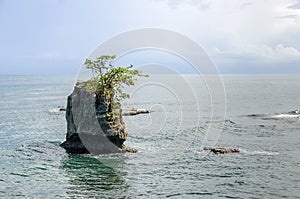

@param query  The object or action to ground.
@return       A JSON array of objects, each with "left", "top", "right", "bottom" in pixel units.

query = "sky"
[{"left": 0, "top": 0, "right": 300, "bottom": 74}]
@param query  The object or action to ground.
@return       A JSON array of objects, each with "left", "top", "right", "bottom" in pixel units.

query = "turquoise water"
[{"left": 0, "top": 74, "right": 300, "bottom": 198}]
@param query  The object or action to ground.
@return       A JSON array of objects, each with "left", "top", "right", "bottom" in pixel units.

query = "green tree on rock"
[{"left": 81, "top": 55, "right": 148, "bottom": 120}]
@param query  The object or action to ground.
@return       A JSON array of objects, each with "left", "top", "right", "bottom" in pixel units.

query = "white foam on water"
[
  {"left": 271, "top": 114, "right": 300, "bottom": 119},
  {"left": 48, "top": 108, "right": 63, "bottom": 113},
  {"left": 240, "top": 149, "right": 279, "bottom": 156}
]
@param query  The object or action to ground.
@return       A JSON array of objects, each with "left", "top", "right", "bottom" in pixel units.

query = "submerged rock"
[
  {"left": 60, "top": 85, "right": 136, "bottom": 154},
  {"left": 204, "top": 147, "right": 240, "bottom": 154}
]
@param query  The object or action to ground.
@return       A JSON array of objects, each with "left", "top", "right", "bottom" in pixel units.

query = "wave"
[
  {"left": 271, "top": 114, "right": 300, "bottom": 119},
  {"left": 240, "top": 149, "right": 279, "bottom": 156},
  {"left": 48, "top": 106, "right": 66, "bottom": 113},
  {"left": 195, "top": 148, "right": 279, "bottom": 156},
  {"left": 246, "top": 109, "right": 300, "bottom": 120},
  {"left": 48, "top": 108, "right": 61, "bottom": 113}
]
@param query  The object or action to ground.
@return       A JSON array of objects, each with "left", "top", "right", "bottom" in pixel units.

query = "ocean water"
[{"left": 0, "top": 74, "right": 300, "bottom": 198}]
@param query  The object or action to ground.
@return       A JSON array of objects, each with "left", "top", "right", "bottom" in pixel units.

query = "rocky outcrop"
[
  {"left": 204, "top": 147, "right": 240, "bottom": 154},
  {"left": 122, "top": 108, "right": 150, "bottom": 116},
  {"left": 60, "top": 85, "right": 137, "bottom": 154}
]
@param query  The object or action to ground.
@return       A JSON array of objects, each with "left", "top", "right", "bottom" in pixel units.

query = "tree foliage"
[{"left": 83, "top": 55, "right": 148, "bottom": 105}]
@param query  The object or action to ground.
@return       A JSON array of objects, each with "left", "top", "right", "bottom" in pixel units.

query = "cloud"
[
  {"left": 275, "top": 14, "right": 298, "bottom": 19},
  {"left": 212, "top": 43, "right": 300, "bottom": 73},
  {"left": 152, "top": 0, "right": 211, "bottom": 10},
  {"left": 216, "top": 44, "right": 300, "bottom": 63},
  {"left": 240, "top": 2, "right": 253, "bottom": 9},
  {"left": 288, "top": 2, "right": 300, "bottom": 9},
  {"left": 262, "top": 44, "right": 300, "bottom": 61},
  {"left": 2, "top": 0, "right": 300, "bottom": 74},
  {"left": 146, "top": 0, "right": 300, "bottom": 73},
  {"left": 17, "top": 52, "right": 65, "bottom": 60}
]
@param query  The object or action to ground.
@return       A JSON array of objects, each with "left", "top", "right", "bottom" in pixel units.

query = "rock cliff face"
[{"left": 60, "top": 85, "right": 136, "bottom": 154}]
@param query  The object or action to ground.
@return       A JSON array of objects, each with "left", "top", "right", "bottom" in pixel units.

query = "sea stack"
[{"left": 60, "top": 84, "right": 137, "bottom": 154}]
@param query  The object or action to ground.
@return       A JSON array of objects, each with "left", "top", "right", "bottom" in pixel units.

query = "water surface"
[{"left": 0, "top": 74, "right": 299, "bottom": 198}]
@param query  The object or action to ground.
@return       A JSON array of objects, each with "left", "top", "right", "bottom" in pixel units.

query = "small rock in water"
[
  {"left": 204, "top": 147, "right": 240, "bottom": 154},
  {"left": 122, "top": 108, "right": 150, "bottom": 116},
  {"left": 122, "top": 145, "right": 138, "bottom": 153},
  {"left": 288, "top": 110, "right": 299, "bottom": 114}
]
